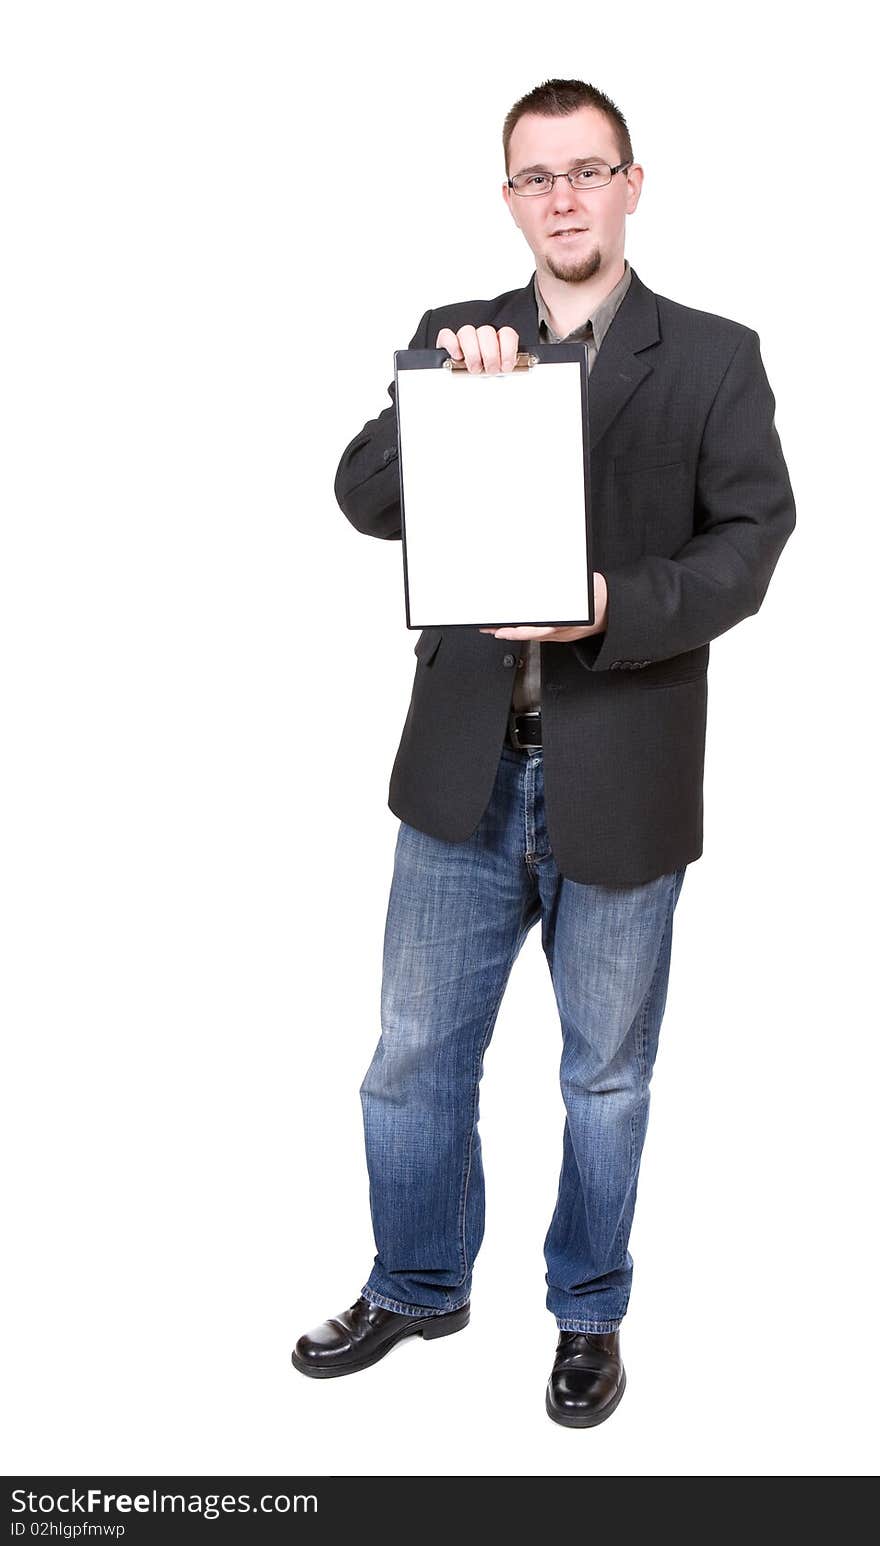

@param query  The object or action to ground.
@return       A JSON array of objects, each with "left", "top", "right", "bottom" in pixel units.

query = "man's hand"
[
  {"left": 435, "top": 324, "right": 521, "bottom": 373},
  {"left": 478, "top": 574, "right": 608, "bottom": 642}
]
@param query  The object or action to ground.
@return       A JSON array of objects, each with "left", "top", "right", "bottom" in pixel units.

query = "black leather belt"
[{"left": 506, "top": 709, "right": 542, "bottom": 749}]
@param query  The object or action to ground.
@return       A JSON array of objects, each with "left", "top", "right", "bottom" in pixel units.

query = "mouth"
[{"left": 549, "top": 227, "right": 588, "bottom": 241}]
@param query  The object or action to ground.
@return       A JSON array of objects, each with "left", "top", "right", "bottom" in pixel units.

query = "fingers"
[
  {"left": 497, "top": 326, "right": 520, "bottom": 372},
  {"left": 436, "top": 325, "right": 521, "bottom": 373},
  {"left": 475, "top": 325, "right": 502, "bottom": 373},
  {"left": 435, "top": 326, "right": 464, "bottom": 361},
  {"left": 456, "top": 325, "right": 483, "bottom": 372},
  {"left": 477, "top": 626, "right": 559, "bottom": 639}
]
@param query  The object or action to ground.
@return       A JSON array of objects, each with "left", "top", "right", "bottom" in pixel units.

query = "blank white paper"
[{"left": 395, "top": 359, "right": 591, "bottom": 627}]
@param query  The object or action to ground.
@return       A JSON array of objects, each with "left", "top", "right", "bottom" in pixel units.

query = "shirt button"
[
  {"left": 516, "top": 655, "right": 525, "bottom": 669},
  {"left": 502, "top": 653, "right": 516, "bottom": 668}
]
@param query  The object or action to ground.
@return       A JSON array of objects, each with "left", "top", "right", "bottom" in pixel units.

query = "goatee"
[{"left": 544, "top": 247, "right": 603, "bottom": 285}]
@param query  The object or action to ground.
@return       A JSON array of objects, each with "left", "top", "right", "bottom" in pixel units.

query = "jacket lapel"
[{"left": 489, "top": 265, "right": 660, "bottom": 455}]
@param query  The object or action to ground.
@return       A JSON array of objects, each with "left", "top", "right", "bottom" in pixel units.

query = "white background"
[{"left": 2, "top": 0, "right": 877, "bottom": 1479}]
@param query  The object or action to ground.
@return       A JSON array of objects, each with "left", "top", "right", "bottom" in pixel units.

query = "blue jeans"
[{"left": 360, "top": 742, "right": 687, "bottom": 1332}]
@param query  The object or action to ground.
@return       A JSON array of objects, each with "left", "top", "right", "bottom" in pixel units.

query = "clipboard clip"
[{"left": 442, "top": 351, "right": 539, "bottom": 372}]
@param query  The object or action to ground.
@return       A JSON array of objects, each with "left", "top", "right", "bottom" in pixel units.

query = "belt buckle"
[{"left": 508, "top": 709, "right": 541, "bottom": 750}]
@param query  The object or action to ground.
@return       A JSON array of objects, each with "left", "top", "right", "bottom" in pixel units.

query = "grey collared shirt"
[{"left": 511, "top": 258, "right": 632, "bottom": 715}]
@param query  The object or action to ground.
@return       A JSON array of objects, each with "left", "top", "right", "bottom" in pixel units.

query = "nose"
[{"left": 550, "top": 178, "right": 578, "bottom": 215}]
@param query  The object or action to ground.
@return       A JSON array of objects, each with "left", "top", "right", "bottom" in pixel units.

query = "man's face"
[{"left": 501, "top": 106, "right": 642, "bottom": 284}]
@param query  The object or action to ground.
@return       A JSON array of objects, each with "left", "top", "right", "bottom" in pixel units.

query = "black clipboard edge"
[{"left": 393, "top": 342, "right": 593, "bottom": 632}]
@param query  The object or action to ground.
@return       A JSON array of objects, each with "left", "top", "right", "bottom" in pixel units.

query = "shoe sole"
[
  {"left": 291, "top": 1304, "right": 470, "bottom": 1378},
  {"left": 545, "top": 1368, "right": 627, "bottom": 1428}
]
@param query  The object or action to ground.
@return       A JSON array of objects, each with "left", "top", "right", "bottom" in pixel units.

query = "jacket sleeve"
[
  {"left": 572, "top": 327, "right": 797, "bottom": 671},
  {"left": 333, "top": 308, "right": 434, "bottom": 541}
]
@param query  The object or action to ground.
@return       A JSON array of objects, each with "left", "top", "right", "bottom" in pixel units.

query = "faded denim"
[{"left": 360, "top": 742, "right": 686, "bottom": 1332}]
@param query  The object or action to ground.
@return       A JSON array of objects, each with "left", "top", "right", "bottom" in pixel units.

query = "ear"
[
  {"left": 501, "top": 180, "right": 519, "bottom": 227},
  {"left": 624, "top": 163, "right": 644, "bottom": 215}
]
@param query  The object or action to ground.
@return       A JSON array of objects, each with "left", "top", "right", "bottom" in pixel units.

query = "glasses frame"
[{"left": 507, "top": 159, "right": 633, "bottom": 196}]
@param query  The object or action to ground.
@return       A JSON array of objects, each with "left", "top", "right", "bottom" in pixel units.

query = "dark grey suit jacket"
[{"left": 334, "top": 266, "right": 796, "bottom": 886}]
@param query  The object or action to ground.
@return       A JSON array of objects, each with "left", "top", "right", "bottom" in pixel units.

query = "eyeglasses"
[{"left": 507, "top": 159, "right": 632, "bottom": 196}]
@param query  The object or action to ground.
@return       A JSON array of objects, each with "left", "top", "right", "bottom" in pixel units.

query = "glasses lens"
[
  {"left": 570, "top": 163, "right": 612, "bottom": 188},
  {"left": 511, "top": 172, "right": 554, "bottom": 195}
]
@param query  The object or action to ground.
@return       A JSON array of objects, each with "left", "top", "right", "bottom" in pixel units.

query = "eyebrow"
[{"left": 511, "top": 155, "right": 606, "bottom": 176}]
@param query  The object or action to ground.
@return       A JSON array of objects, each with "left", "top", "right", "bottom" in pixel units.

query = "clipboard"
[{"left": 393, "top": 342, "right": 593, "bottom": 631}]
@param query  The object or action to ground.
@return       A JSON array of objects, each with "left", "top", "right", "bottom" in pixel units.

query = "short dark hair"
[{"left": 502, "top": 78, "right": 633, "bottom": 176}]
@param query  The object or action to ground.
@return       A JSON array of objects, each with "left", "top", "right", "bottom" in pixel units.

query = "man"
[{"left": 291, "top": 78, "right": 796, "bottom": 1428}]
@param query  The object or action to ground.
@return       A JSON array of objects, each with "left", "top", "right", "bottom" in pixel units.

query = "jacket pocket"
[
  {"left": 612, "top": 439, "right": 684, "bottom": 473},
  {"left": 413, "top": 627, "right": 442, "bottom": 667},
  {"left": 635, "top": 670, "right": 707, "bottom": 690}
]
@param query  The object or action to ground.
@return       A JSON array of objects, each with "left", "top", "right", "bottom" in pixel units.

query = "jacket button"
[{"left": 502, "top": 653, "right": 516, "bottom": 667}]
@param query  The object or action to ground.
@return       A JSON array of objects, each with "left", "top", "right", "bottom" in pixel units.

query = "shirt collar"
[{"left": 534, "top": 258, "right": 632, "bottom": 347}]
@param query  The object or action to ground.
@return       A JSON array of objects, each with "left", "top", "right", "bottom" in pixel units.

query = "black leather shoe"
[
  {"left": 291, "top": 1295, "right": 470, "bottom": 1378},
  {"left": 545, "top": 1329, "right": 626, "bottom": 1427}
]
